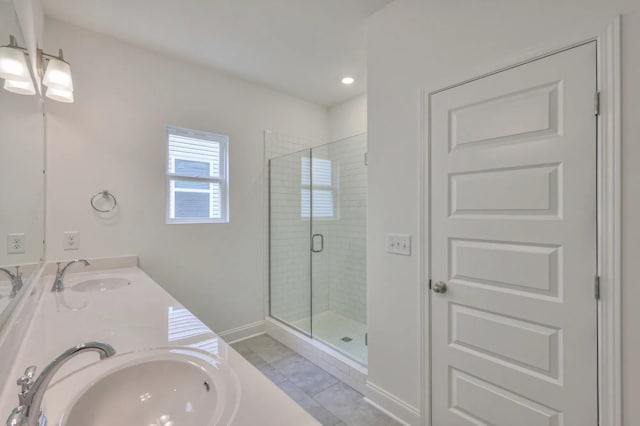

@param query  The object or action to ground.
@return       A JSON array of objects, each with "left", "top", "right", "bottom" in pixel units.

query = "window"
[
  {"left": 301, "top": 156, "right": 336, "bottom": 218},
  {"left": 166, "top": 126, "right": 229, "bottom": 223}
]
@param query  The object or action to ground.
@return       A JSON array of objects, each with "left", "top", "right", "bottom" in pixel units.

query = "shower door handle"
[{"left": 311, "top": 234, "right": 324, "bottom": 253}]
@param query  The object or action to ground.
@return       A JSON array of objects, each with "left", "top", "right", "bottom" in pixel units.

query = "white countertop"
[{"left": 0, "top": 261, "right": 319, "bottom": 425}]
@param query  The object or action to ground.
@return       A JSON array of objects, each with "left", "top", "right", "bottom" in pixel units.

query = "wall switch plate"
[
  {"left": 63, "top": 231, "right": 80, "bottom": 250},
  {"left": 7, "top": 233, "right": 25, "bottom": 254},
  {"left": 387, "top": 233, "right": 411, "bottom": 256}
]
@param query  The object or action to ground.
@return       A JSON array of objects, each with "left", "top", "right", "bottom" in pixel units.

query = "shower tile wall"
[
  {"left": 270, "top": 153, "right": 309, "bottom": 325},
  {"left": 326, "top": 135, "right": 367, "bottom": 325},
  {"left": 265, "top": 131, "right": 312, "bottom": 314}
]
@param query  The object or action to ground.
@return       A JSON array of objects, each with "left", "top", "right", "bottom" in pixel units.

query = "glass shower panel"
[
  {"left": 311, "top": 134, "right": 368, "bottom": 364},
  {"left": 269, "top": 149, "right": 312, "bottom": 334}
]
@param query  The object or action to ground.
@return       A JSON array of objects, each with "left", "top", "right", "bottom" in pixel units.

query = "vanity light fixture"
[
  {"left": 39, "top": 47, "right": 75, "bottom": 103},
  {"left": 3, "top": 78, "right": 36, "bottom": 95},
  {"left": 341, "top": 76, "right": 355, "bottom": 85},
  {"left": 45, "top": 86, "right": 74, "bottom": 103},
  {"left": 0, "top": 35, "right": 30, "bottom": 82},
  {"left": 41, "top": 49, "right": 74, "bottom": 103},
  {"left": 0, "top": 34, "right": 75, "bottom": 103}
]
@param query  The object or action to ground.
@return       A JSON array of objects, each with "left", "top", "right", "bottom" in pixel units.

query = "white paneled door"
[{"left": 430, "top": 43, "right": 597, "bottom": 426}]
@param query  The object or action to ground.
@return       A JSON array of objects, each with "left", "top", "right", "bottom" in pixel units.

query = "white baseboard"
[
  {"left": 217, "top": 320, "right": 265, "bottom": 344},
  {"left": 365, "top": 381, "right": 421, "bottom": 426},
  {"left": 265, "top": 317, "right": 368, "bottom": 394}
]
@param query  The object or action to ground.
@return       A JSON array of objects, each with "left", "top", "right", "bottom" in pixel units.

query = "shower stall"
[{"left": 269, "top": 134, "right": 367, "bottom": 365}]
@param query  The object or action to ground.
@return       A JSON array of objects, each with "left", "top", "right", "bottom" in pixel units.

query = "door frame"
[{"left": 419, "top": 17, "right": 621, "bottom": 426}]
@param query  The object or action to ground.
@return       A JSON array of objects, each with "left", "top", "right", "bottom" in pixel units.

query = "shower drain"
[{"left": 341, "top": 336, "right": 353, "bottom": 342}]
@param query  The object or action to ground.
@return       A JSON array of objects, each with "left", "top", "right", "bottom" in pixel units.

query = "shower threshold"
[{"left": 265, "top": 316, "right": 368, "bottom": 394}]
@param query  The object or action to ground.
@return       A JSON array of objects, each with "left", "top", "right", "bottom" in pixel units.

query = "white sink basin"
[
  {"left": 71, "top": 277, "right": 131, "bottom": 292},
  {"left": 56, "top": 348, "right": 239, "bottom": 426}
]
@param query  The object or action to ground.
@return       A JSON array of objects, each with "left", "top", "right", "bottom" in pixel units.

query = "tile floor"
[{"left": 232, "top": 334, "right": 400, "bottom": 426}]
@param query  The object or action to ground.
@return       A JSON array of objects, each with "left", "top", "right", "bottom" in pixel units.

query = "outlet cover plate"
[
  {"left": 63, "top": 231, "right": 80, "bottom": 250},
  {"left": 387, "top": 233, "right": 411, "bottom": 256},
  {"left": 7, "top": 233, "right": 25, "bottom": 254}
]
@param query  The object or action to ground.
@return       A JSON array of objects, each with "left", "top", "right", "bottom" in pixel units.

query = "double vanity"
[{"left": 0, "top": 257, "right": 319, "bottom": 425}]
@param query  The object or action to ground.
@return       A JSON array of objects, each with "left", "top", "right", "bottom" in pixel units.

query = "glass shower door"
[{"left": 311, "top": 135, "right": 368, "bottom": 364}]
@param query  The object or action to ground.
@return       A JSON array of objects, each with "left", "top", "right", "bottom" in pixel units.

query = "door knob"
[{"left": 432, "top": 281, "right": 447, "bottom": 294}]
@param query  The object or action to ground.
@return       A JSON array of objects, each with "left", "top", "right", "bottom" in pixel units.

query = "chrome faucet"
[
  {"left": 5, "top": 342, "right": 116, "bottom": 426},
  {"left": 0, "top": 266, "right": 23, "bottom": 298},
  {"left": 51, "top": 259, "right": 90, "bottom": 292}
]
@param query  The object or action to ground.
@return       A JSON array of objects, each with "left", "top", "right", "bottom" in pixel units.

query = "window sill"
[{"left": 166, "top": 219, "right": 229, "bottom": 225}]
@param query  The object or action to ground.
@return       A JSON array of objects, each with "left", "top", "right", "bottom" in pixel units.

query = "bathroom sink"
[
  {"left": 71, "top": 277, "right": 131, "bottom": 292},
  {"left": 59, "top": 348, "right": 239, "bottom": 426},
  {"left": 65, "top": 360, "right": 214, "bottom": 425}
]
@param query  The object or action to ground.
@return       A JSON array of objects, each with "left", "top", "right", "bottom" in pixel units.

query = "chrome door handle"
[
  {"left": 432, "top": 281, "right": 447, "bottom": 294},
  {"left": 311, "top": 234, "right": 324, "bottom": 253}
]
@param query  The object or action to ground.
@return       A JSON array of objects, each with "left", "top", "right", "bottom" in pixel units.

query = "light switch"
[
  {"left": 63, "top": 231, "right": 80, "bottom": 250},
  {"left": 386, "top": 233, "right": 411, "bottom": 256},
  {"left": 7, "top": 233, "right": 25, "bottom": 254}
]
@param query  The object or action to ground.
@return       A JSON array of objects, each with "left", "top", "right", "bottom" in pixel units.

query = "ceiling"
[{"left": 42, "top": 0, "right": 394, "bottom": 107}]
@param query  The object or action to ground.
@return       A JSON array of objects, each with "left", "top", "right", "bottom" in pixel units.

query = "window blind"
[
  {"left": 301, "top": 157, "right": 335, "bottom": 218},
  {"left": 301, "top": 157, "right": 332, "bottom": 186}
]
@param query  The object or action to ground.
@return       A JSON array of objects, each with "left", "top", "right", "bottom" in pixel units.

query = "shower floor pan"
[{"left": 292, "top": 311, "right": 367, "bottom": 365}]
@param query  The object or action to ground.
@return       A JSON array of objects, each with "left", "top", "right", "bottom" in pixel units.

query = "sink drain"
[{"left": 341, "top": 336, "right": 353, "bottom": 342}]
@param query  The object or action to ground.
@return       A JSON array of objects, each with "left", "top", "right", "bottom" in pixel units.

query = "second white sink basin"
[
  {"left": 71, "top": 277, "right": 131, "bottom": 292},
  {"left": 58, "top": 348, "right": 239, "bottom": 426}
]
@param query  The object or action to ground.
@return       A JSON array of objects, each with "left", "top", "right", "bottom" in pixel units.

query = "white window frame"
[{"left": 166, "top": 126, "right": 229, "bottom": 224}]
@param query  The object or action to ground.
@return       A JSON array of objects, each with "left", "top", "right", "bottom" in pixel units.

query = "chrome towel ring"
[{"left": 90, "top": 190, "right": 117, "bottom": 213}]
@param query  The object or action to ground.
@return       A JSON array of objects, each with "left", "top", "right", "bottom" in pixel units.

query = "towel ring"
[{"left": 90, "top": 190, "right": 117, "bottom": 213}]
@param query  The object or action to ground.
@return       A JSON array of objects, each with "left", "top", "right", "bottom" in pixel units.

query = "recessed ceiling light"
[{"left": 341, "top": 77, "right": 355, "bottom": 85}]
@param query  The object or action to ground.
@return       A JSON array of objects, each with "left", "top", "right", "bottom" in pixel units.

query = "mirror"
[{"left": 0, "top": 3, "right": 44, "bottom": 324}]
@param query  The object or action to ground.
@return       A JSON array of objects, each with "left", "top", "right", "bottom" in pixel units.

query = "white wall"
[
  {"left": 328, "top": 94, "right": 367, "bottom": 141},
  {"left": 366, "top": 1, "right": 640, "bottom": 424},
  {"left": 43, "top": 18, "right": 329, "bottom": 336},
  {"left": 620, "top": 10, "right": 640, "bottom": 426}
]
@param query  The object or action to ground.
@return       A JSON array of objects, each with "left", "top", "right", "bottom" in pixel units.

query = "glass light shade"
[
  {"left": 43, "top": 58, "right": 73, "bottom": 91},
  {"left": 4, "top": 78, "right": 35, "bottom": 95},
  {"left": 46, "top": 87, "right": 74, "bottom": 103},
  {"left": 0, "top": 46, "right": 30, "bottom": 82}
]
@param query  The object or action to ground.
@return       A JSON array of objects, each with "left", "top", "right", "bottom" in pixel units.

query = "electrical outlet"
[
  {"left": 7, "top": 233, "right": 25, "bottom": 254},
  {"left": 386, "top": 233, "right": 411, "bottom": 256},
  {"left": 63, "top": 231, "right": 80, "bottom": 250}
]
